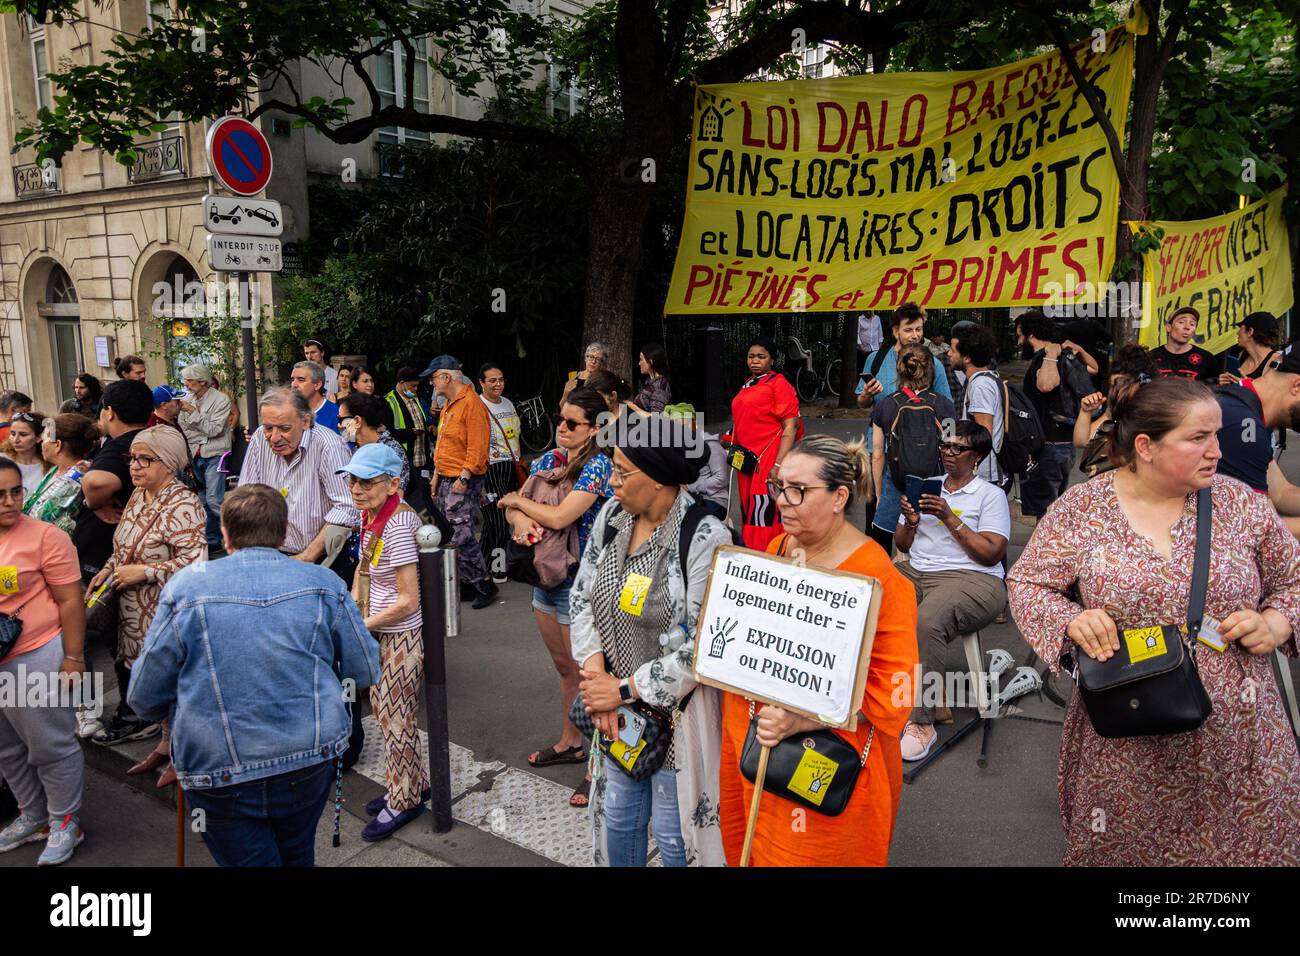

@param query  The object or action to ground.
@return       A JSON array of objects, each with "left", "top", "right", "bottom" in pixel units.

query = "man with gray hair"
[
  {"left": 177, "top": 364, "right": 232, "bottom": 554},
  {"left": 290, "top": 360, "right": 340, "bottom": 433}
]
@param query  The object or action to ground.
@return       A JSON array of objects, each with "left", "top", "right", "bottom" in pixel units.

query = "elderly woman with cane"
[{"left": 85, "top": 426, "right": 205, "bottom": 782}]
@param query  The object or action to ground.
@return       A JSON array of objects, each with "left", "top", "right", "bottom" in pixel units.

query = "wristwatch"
[{"left": 618, "top": 680, "right": 634, "bottom": 703}]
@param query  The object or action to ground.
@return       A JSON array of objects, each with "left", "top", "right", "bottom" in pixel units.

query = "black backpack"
[
  {"left": 885, "top": 387, "right": 944, "bottom": 490},
  {"left": 1049, "top": 349, "right": 1098, "bottom": 426},
  {"left": 970, "top": 371, "right": 1044, "bottom": 477},
  {"left": 602, "top": 498, "right": 742, "bottom": 574}
]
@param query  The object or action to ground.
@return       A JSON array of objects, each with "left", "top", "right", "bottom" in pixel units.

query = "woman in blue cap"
[{"left": 338, "top": 442, "right": 430, "bottom": 841}]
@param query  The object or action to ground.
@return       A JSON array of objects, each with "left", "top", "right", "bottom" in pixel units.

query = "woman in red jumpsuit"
[{"left": 729, "top": 337, "right": 802, "bottom": 550}]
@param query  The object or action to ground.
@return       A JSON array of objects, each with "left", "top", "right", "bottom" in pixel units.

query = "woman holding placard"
[
  {"left": 570, "top": 422, "right": 733, "bottom": 866},
  {"left": 728, "top": 337, "right": 802, "bottom": 551},
  {"left": 717, "top": 434, "right": 918, "bottom": 866}
]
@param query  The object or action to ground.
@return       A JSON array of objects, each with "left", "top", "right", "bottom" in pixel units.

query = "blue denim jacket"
[{"left": 128, "top": 548, "right": 382, "bottom": 789}]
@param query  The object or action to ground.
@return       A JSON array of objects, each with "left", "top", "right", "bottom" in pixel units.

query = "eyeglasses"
[
  {"left": 557, "top": 416, "right": 589, "bottom": 431},
  {"left": 610, "top": 466, "right": 643, "bottom": 486},
  {"left": 766, "top": 479, "right": 830, "bottom": 505},
  {"left": 127, "top": 454, "right": 162, "bottom": 468},
  {"left": 346, "top": 475, "right": 387, "bottom": 489},
  {"left": 482, "top": 377, "right": 505, "bottom": 385},
  {"left": 0, "top": 487, "right": 25, "bottom": 501},
  {"left": 939, "top": 442, "right": 974, "bottom": 454}
]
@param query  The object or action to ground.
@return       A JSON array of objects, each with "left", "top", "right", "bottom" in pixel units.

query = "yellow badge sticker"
[
  {"left": 618, "top": 573, "right": 653, "bottom": 617},
  {"left": 371, "top": 538, "right": 384, "bottom": 568},
  {"left": 503, "top": 425, "right": 517, "bottom": 440},
  {"left": 1124, "top": 626, "right": 1168, "bottom": 664},
  {"left": 279, "top": 487, "right": 289, "bottom": 498},
  {"left": 731, "top": 450, "right": 745, "bottom": 470},
  {"left": 0, "top": 566, "right": 19, "bottom": 595},
  {"left": 607, "top": 737, "right": 647, "bottom": 770},
  {"left": 951, "top": 508, "right": 964, "bottom": 518},
  {"left": 786, "top": 745, "right": 840, "bottom": 807}
]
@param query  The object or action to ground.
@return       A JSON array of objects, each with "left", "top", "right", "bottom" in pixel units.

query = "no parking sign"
[{"left": 205, "top": 116, "right": 272, "bottom": 196}]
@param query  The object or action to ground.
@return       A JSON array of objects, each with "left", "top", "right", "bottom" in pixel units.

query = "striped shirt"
[
  {"left": 363, "top": 508, "right": 422, "bottom": 632},
  {"left": 238, "top": 424, "right": 359, "bottom": 553}
]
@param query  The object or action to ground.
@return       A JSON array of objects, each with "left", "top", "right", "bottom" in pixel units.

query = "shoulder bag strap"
[
  {"left": 1186, "top": 486, "right": 1212, "bottom": 639},
  {"left": 869, "top": 345, "right": 890, "bottom": 378}
]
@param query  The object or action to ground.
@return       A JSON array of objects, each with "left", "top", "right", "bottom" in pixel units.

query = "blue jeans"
[
  {"left": 194, "top": 453, "right": 227, "bottom": 547},
  {"left": 872, "top": 470, "right": 902, "bottom": 536},
  {"left": 1020, "top": 441, "right": 1075, "bottom": 517},
  {"left": 602, "top": 759, "right": 686, "bottom": 867},
  {"left": 184, "top": 760, "right": 333, "bottom": 867}
]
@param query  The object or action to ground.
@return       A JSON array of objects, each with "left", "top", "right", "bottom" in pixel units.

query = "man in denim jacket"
[{"left": 128, "top": 483, "right": 381, "bottom": 866}]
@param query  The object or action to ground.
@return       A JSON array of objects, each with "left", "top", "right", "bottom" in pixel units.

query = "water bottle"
[
  {"left": 658, "top": 623, "right": 690, "bottom": 653},
  {"left": 51, "top": 467, "right": 83, "bottom": 511}
]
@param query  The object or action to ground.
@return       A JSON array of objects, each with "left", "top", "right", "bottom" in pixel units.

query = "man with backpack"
[{"left": 1015, "top": 311, "right": 1102, "bottom": 524}]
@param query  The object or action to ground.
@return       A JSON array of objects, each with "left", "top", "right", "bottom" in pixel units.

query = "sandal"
[
  {"left": 528, "top": 744, "right": 587, "bottom": 768},
  {"left": 569, "top": 775, "right": 591, "bottom": 809}
]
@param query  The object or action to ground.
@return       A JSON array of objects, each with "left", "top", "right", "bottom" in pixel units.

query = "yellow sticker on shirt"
[
  {"left": 371, "top": 538, "right": 384, "bottom": 567},
  {"left": 0, "top": 567, "right": 19, "bottom": 595},
  {"left": 1124, "top": 626, "right": 1168, "bottom": 664},
  {"left": 280, "top": 487, "right": 289, "bottom": 498},
  {"left": 618, "top": 573, "right": 653, "bottom": 617},
  {"left": 503, "top": 425, "right": 517, "bottom": 440},
  {"left": 607, "top": 737, "right": 647, "bottom": 770},
  {"left": 951, "top": 509, "right": 964, "bottom": 518},
  {"left": 786, "top": 746, "right": 840, "bottom": 807}
]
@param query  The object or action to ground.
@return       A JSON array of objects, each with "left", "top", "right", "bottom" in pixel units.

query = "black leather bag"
[
  {"left": 739, "top": 702, "right": 875, "bottom": 817},
  {"left": 1072, "top": 487, "right": 1214, "bottom": 738},
  {"left": 569, "top": 694, "right": 677, "bottom": 782}
]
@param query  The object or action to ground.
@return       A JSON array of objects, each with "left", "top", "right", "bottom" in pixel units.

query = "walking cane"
[
  {"left": 175, "top": 787, "right": 186, "bottom": 867},
  {"left": 739, "top": 745, "right": 770, "bottom": 867}
]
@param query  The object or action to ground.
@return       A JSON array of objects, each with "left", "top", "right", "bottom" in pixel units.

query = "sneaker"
[
  {"left": 365, "top": 787, "right": 431, "bottom": 816},
  {"left": 75, "top": 707, "right": 104, "bottom": 740},
  {"left": 36, "top": 815, "right": 83, "bottom": 866},
  {"left": 900, "top": 722, "right": 938, "bottom": 762},
  {"left": 92, "top": 715, "right": 160, "bottom": 746},
  {"left": 0, "top": 812, "right": 48, "bottom": 852},
  {"left": 471, "top": 581, "right": 499, "bottom": 610},
  {"left": 361, "top": 803, "right": 425, "bottom": 842}
]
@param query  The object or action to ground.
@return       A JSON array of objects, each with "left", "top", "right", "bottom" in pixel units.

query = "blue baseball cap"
[
  {"left": 419, "top": 354, "right": 461, "bottom": 377},
  {"left": 336, "top": 442, "right": 404, "bottom": 480},
  {"left": 152, "top": 384, "right": 182, "bottom": 406}
]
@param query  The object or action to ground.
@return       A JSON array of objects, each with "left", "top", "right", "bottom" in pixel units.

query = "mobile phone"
[
  {"left": 921, "top": 478, "right": 944, "bottom": 500},
  {"left": 617, "top": 707, "right": 646, "bottom": 748},
  {"left": 905, "top": 475, "right": 925, "bottom": 511},
  {"left": 859, "top": 372, "right": 876, "bottom": 387},
  {"left": 1225, "top": 352, "right": 1242, "bottom": 376}
]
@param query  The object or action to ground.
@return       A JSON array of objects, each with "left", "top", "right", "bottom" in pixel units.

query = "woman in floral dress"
[{"left": 1009, "top": 377, "right": 1300, "bottom": 865}]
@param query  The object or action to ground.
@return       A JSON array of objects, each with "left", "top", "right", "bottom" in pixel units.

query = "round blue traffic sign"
[{"left": 205, "top": 116, "right": 273, "bottom": 196}]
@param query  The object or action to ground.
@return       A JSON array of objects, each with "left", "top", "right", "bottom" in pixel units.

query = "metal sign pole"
[
  {"left": 417, "top": 525, "right": 458, "bottom": 833},
  {"left": 238, "top": 271, "right": 258, "bottom": 428}
]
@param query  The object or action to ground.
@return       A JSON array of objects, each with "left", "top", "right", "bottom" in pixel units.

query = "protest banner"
[
  {"left": 692, "top": 545, "right": 882, "bottom": 864},
  {"left": 665, "top": 26, "right": 1134, "bottom": 315},
  {"left": 1130, "top": 187, "right": 1293, "bottom": 355}
]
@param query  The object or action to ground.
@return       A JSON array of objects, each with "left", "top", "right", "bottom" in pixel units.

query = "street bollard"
[{"left": 416, "top": 524, "right": 458, "bottom": 833}]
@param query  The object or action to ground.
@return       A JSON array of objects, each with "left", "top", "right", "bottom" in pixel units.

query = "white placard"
[
  {"left": 207, "top": 234, "right": 283, "bottom": 273},
  {"left": 693, "top": 546, "right": 880, "bottom": 728},
  {"left": 203, "top": 194, "right": 283, "bottom": 236},
  {"left": 93, "top": 336, "right": 111, "bottom": 368}
]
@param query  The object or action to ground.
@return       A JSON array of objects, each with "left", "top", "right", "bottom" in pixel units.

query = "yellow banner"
[
  {"left": 1131, "top": 187, "right": 1293, "bottom": 354},
  {"left": 665, "top": 28, "right": 1134, "bottom": 315}
]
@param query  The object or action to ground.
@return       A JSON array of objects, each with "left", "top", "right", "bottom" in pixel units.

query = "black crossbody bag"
[{"left": 1071, "top": 486, "right": 1214, "bottom": 738}]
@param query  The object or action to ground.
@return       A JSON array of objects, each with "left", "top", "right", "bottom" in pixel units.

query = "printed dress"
[{"left": 1007, "top": 473, "right": 1300, "bottom": 865}]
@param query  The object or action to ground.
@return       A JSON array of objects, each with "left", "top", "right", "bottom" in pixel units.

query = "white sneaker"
[
  {"left": 37, "top": 815, "right": 83, "bottom": 866},
  {"left": 0, "top": 811, "right": 48, "bottom": 852},
  {"left": 900, "top": 722, "right": 938, "bottom": 762},
  {"left": 76, "top": 706, "right": 103, "bottom": 739}
]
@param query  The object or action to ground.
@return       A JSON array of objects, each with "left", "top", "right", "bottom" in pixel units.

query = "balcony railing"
[
  {"left": 12, "top": 162, "right": 59, "bottom": 198},
  {"left": 128, "top": 135, "right": 185, "bottom": 183}
]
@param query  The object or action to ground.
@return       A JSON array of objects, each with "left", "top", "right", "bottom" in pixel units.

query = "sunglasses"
[
  {"left": 12, "top": 412, "right": 36, "bottom": 423},
  {"left": 556, "top": 416, "right": 589, "bottom": 431},
  {"left": 346, "top": 475, "right": 389, "bottom": 489}
]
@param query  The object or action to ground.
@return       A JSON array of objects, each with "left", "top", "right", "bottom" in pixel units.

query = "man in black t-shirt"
[
  {"left": 73, "top": 379, "right": 152, "bottom": 582},
  {"left": 1152, "top": 306, "right": 1219, "bottom": 382}
]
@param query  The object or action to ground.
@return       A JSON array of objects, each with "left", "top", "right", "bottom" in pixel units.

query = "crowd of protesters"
[{"left": 2, "top": 304, "right": 1299, "bottom": 872}]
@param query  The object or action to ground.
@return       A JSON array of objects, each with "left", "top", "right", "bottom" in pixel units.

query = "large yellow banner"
[
  {"left": 1131, "top": 187, "right": 1293, "bottom": 354},
  {"left": 665, "top": 28, "right": 1134, "bottom": 315}
]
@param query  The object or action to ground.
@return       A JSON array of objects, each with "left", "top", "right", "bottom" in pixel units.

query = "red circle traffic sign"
[{"left": 205, "top": 116, "right": 273, "bottom": 196}]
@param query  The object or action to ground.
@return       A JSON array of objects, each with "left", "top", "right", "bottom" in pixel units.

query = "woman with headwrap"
[
  {"left": 729, "top": 336, "right": 802, "bottom": 550},
  {"left": 85, "top": 426, "right": 206, "bottom": 780},
  {"left": 569, "top": 414, "right": 733, "bottom": 866}
]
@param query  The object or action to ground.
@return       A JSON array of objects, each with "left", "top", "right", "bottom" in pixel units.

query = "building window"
[
  {"left": 803, "top": 44, "right": 827, "bottom": 79},
  {"left": 147, "top": 0, "right": 171, "bottom": 25},
  {"left": 547, "top": 63, "right": 583, "bottom": 119},
  {"left": 29, "top": 18, "right": 51, "bottom": 113},
  {"left": 375, "top": 34, "right": 431, "bottom": 147}
]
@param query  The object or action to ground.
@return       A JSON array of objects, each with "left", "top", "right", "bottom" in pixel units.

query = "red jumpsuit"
[{"left": 730, "top": 371, "right": 802, "bottom": 551}]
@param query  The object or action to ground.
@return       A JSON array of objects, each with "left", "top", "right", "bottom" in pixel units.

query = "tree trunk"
[
  {"left": 839, "top": 314, "right": 859, "bottom": 407},
  {"left": 581, "top": 169, "right": 656, "bottom": 383}
]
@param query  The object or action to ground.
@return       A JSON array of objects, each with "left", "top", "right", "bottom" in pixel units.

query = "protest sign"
[
  {"left": 692, "top": 546, "right": 881, "bottom": 729},
  {"left": 665, "top": 26, "right": 1134, "bottom": 315},
  {"left": 1130, "top": 187, "right": 1293, "bottom": 355}
]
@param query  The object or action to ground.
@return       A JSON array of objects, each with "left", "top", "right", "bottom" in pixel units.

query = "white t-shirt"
[
  {"left": 900, "top": 474, "right": 1010, "bottom": 578},
  {"left": 5, "top": 457, "right": 50, "bottom": 498},
  {"left": 962, "top": 371, "right": 1004, "bottom": 484},
  {"left": 480, "top": 395, "right": 521, "bottom": 464},
  {"left": 857, "top": 313, "right": 883, "bottom": 353},
  {"left": 363, "top": 507, "right": 422, "bottom": 632}
]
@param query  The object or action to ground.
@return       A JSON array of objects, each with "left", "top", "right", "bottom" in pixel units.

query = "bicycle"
[
  {"left": 785, "top": 335, "right": 826, "bottom": 403},
  {"left": 517, "top": 394, "right": 554, "bottom": 454}
]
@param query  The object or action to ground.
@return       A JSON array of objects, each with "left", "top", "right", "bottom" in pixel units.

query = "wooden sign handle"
[
  {"left": 175, "top": 788, "right": 186, "bottom": 868},
  {"left": 739, "top": 744, "right": 771, "bottom": 867}
]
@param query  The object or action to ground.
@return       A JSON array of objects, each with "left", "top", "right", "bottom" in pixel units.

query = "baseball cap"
[
  {"left": 1273, "top": 348, "right": 1300, "bottom": 376},
  {"left": 336, "top": 442, "right": 404, "bottom": 480},
  {"left": 419, "top": 354, "right": 461, "bottom": 377},
  {"left": 1167, "top": 305, "right": 1199, "bottom": 324},
  {"left": 1239, "top": 311, "right": 1279, "bottom": 339},
  {"left": 151, "top": 384, "right": 182, "bottom": 406}
]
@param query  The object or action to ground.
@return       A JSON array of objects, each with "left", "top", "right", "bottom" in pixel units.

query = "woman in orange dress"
[
  {"left": 719, "top": 434, "right": 918, "bottom": 866},
  {"left": 729, "top": 337, "right": 802, "bottom": 551}
]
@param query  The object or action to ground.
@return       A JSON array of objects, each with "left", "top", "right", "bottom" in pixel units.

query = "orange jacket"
[{"left": 434, "top": 383, "right": 490, "bottom": 477}]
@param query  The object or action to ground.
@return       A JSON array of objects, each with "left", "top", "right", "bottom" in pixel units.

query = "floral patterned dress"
[
  {"left": 1008, "top": 473, "right": 1300, "bottom": 865},
  {"left": 103, "top": 479, "right": 207, "bottom": 665}
]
